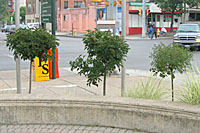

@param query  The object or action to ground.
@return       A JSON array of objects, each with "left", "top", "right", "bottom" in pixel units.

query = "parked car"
[
  {"left": 173, "top": 24, "right": 200, "bottom": 50},
  {"left": 1, "top": 25, "right": 7, "bottom": 32},
  {"left": 9, "top": 24, "right": 29, "bottom": 34},
  {"left": 8, "top": 25, "right": 16, "bottom": 34},
  {"left": 27, "top": 23, "right": 39, "bottom": 29},
  {"left": 1, "top": 25, "right": 13, "bottom": 32}
]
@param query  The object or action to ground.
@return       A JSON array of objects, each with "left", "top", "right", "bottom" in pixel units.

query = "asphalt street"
[{"left": 1, "top": 32, "right": 200, "bottom": 72}]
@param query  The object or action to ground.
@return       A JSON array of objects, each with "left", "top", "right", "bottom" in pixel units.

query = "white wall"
[{"left": 129, "top": 14, "right": 142, "bottom": 27}]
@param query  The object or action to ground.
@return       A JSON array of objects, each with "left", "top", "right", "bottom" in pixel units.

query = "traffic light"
[
  {"left": 138, "top": 9, "right": 142, "bottom": 16},
  {"left": 97, "top": 1, "right": 109, "bottom": 6},
  {"left": 146, "top": 10, "right": 150, "bottom": 16},
  {"left": 105, "top": 1, "right": 109, "bottom": 6},
  {"left": 114, "top": 1, "right": 117, "bottom": 6}
]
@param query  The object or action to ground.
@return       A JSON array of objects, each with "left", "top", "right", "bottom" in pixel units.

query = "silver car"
[{"left": 173, "top": 24, "right": 200, "bottom": 50}]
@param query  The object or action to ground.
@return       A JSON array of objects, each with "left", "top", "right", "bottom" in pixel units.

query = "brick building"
[
  {"left": 56, "top": 0, "right": 107, "bottom": 32},
  {"left": 25, "top": 0, "right": 40, "bottom": 23},
  {"left": 57, "top": 0, "right": 95, "bottom": 9}
]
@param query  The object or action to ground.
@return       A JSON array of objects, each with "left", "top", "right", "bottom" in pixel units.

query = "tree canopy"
[
  {"left": 155, "top": 0, "right": 200, "bottom": 31},
  {"left": 150, "top": 43, "right": 193, "bottom": 101},
  {"left": 20, "top": 6, "right": 26, "bottom": 23},
  {"left": 6, "top": 28, "right": 59, "bottom": 62},
  {"left": 70, "top": 30, "right": 129, "bottom": 96},
  {"left": 0, "top": 0, "right": 9, "bottom": 21}
]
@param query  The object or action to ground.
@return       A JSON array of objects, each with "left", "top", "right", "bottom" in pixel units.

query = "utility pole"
[
  {"left": 121, "top": 0, "right": 126, "bottom": 97},
  {"left": 142, "top": 0, "right": 146, "bottom": 37},
  {"left": 15, "top": 0, "right": 21, "bottom": 94},
  {"left": 183, "top": 3, "right": 186, "bottom": 24},
  {"left": 52, "top": 0, "right": 56, "bottom": 79}
]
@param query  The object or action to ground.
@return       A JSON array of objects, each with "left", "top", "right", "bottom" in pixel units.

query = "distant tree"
[
  {"left": 0, "top": 0, "right": 9, "bottom": 21},
  {"left": 150, "top": 43, "right": 193, "bottom": 102},
  {"left": 20, "top": 6, "right": 26, "bottom": 23},
  {"left": 70, "top": 30, "right": 129, "bottom": 96},
  {"left": 7, "top": 7, "right": 26, "bottom": 24},
  {"left": 154, "top": 0, "right": 183, "bottom": 32},
  {"left": 6, "top": 28, "right": 59, "bottom": 93}
]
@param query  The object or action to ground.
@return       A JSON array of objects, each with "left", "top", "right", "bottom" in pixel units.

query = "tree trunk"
[
  {"left": 29, "top": 60, "right": 32, "bottom": 94},
  {"left": 103, "top": 73, "right": 106, "bottom": 96},
  {"left": 170, "top": 11, "right": 175, "bottom": 32},
  {"left": 183, "top": 3, "right": 186, "bottom": 24},
  {"left": 171, "top": 74, "right": 174, "bottom": 102}
]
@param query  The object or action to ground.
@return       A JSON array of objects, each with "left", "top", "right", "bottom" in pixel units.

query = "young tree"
[
  {"left": 150, "top": 43, "right": 193, "bottom": 102},
  {"left": 7, "top": 7, "right": 26, "bottom": 24},
  {"left": 154, "top": 0, "right": 183, "bottom": 32},
  {"left": 6, "top": 28, "right": 59, "bottom": 93},
  {"left": 20, "top": 7, "right": 26, "bottom": 23},
  {"left": 70, "top": 30, "right": 129, "bottom": 96}
]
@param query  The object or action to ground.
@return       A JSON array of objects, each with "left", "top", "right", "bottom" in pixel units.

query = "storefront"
[{"left": 128, "top": 2, "right": 182, "bottom": 35}]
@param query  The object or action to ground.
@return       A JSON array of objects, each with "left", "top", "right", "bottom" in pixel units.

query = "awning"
[
  {"left": 129, "top": 10, "right": 138, "bottom": 14},
  {"left": 149, "top": 3, "right": 161, "bottom": 13}
]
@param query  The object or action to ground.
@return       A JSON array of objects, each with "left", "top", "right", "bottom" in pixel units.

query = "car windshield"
[
  {"left": 34, "top": 24, "right": 39, "bottom": 28},
  {"left": 177, "top": 25, "right": 199, "bottom": 33}
]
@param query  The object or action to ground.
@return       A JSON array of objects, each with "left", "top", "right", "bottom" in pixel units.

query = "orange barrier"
[{"left": 48, "top": 48, "right": 59, "bottom": 79}]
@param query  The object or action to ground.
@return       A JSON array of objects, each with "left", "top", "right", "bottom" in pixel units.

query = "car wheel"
[{"left": 190, "top": 47, "right": 198, "bottom": 51}]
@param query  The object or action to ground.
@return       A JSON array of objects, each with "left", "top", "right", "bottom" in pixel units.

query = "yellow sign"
[{"left": 32, "top": 57, "right": 49, "bottom": 81}]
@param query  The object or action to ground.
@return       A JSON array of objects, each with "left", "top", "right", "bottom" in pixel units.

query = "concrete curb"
[
  {"left": 56, "top": 34, "right": 84, "bottom": 38},
  {"left": 0, "top": 94, "right": 199, "bottom": 133},
  {"left": 56, "top": 34, "right": 173, "bottom": 40}
]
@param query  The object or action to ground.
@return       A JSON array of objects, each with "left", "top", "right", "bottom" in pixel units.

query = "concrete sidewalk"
[
  {"left": 0, "top": 67, "right": 187, "bottom": 99},
  {"left": 56, "top": 31, "right": 173, "bottom": 40}
]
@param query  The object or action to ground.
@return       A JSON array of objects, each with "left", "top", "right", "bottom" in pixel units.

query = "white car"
[
  {"left": 173, "top": 24, "right": 200, "bottom": 50},
  {"left": 27, "top": 23, "right": 39, "bottom": 29}
]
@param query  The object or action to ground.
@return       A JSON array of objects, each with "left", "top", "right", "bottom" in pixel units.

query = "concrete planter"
[{"left": 0, "top": 94, "right": 199, "bottom": 133}]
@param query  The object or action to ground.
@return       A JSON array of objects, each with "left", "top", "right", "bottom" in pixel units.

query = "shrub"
[
  {"left": 180, "top": 69, "right": 200, "bottom": 104},
  {"left": 126, "top": 77, "right": 167, "bottom": 100}
]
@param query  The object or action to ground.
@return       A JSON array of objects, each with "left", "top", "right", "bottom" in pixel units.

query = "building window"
[
  {"left": 64, "top": 1, "right": 68, "bottom": 9},
  {"left": 189, "top": 13, "right": 200, "bottom": 21},
  {"left": 92, "top": 2, "right": 98, "bottom": 5},
  {"left": 74, "top": 1, "right": 82, "bottom": 8},
  {"left": 164, "top": 15, "right": 171, "bottom": 22},
  {"left": 157, "top": 15, "right": 160, "bottom": 22},
  {"left": 27, "top": 19, "right": 31, "bottom": 23},
  {"left": 33, "top": 3, "right": 35, "bottom": 13},
  {"left": 27, "top": 4, "right": 31, "bottom": 13}
]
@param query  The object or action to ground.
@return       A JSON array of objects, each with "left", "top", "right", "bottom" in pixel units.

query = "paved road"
[
  {"left": 1, "top": 32, "right": 200, "bottom": 71},
  {"left": 0, "top": 125, "right": 145, "bottom": 133}
]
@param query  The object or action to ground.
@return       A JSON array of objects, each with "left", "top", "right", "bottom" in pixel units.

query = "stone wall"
[{"left": 0, "top": 94, "right": 199, "bottom": 133}]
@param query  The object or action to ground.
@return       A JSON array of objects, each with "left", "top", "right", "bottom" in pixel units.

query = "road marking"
[
  {"left": 53, "top": 85, "right": 77, "bottom": 88},
  {"left": 0, "top": 88, "right": 26, "bottom": 92},
  {"left": 6, "top": 55, "right": 14, "bottom": 58}
]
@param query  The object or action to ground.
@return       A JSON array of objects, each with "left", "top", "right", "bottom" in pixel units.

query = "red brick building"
[
  {"left": 56, "top": 0, "right": 105, "bottom": 9},
  {"left": 25, "top": 0, "right": 40, "bottom": 23}
]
